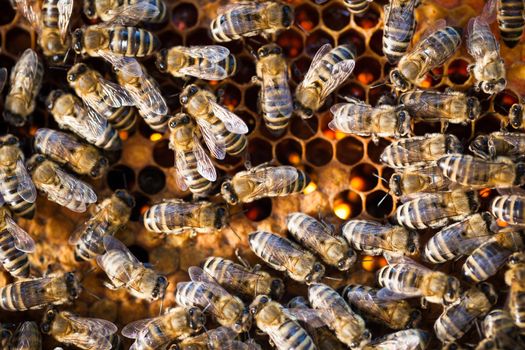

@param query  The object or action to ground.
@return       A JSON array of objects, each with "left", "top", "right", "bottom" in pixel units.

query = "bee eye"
[
  {"left": 7, "top": 137, "right": 17, "bottom": 145},
  {"left": 189, "top": 86, "right": 198, "bottom": 95},
  {"left": 67, "top": 74, "right": 76, "bottom": 82},
  {"left": 304, "top": 108, "right": 313, "bottom": 116},
  {"left": 181, "top": 116, "right": 190, "bottom": 124},
  {"left": 260, "top": 296, "right": 269, "bottom": 304},
  {"left": 189, "top": 308, "right": 194, "bottom": 316},
  {"left": 169, "top": 121, "right": 177, "bottom": 128},
  {"left": 180, "top": 96, "right": 188, "bottom": 104}
]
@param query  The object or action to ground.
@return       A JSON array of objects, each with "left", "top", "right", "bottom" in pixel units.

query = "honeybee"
[
  {"left": 509, "top": 101, "right": 525, "bottom": 129},
  {"left": 122, "top": 306, "right": 205, "bottom": 350},
  {"left": 380, "top": 133, "right": 462, "bottom": 169},
  {"left": 210, "top": 1, "right": 294, "bottom": 42},
  {"left": 97, "top": 236, "right": 167, "bottom": 301},
  {"left": 14, "top": 0, "right": 73, "bottom": 63},
  {"left": 389, "top": 21, "right": 461, "bottom": 92},
  {"left": 3, "top": 49, "right": 43, "bottom": 127},
  {"left": 9, "top": 321, "right": 42, "bottom": 350},
  {"left": 424, "top": 212, "right": 499, "bottom": 264},
  {"left": 395, "top": 190, "right": 480, "bottom": 230},
  {"left": 287, "top": 212, "right": 356, "bottom": 271},
  {"left": 72, "top": 24, "right": 160, "bottom": 76},
  {"left": 202, "top": 256, "right": 285, "bottom": 300},
  {"left": 383, "top": 0, "right": 418, "bottom": 64},
  {"left": 34, "top": 128, "right": 109, "bottom": 179},
  {"left": 0, "top": 324, "right": 11, "bottom": 348},
  {"left": 0, "top": 134, "right": 37, "bottom": 219},
  {"left": 399, "top": 90, "right": 481, "bottom": 129},
  {"left": 467, "top": 0, "right": 507, "bottom": 95},
  {"left": 253, "top": 44, "right": 293, "bottom": 136},
  {"left": 329, "top": 100, "right": 411, "bottom": 142},
  {"left": 143, "top": 199, "right": 228, "bottom": 236},
  {"left": 249, "top": 231, "right": 325, "bottom": 284},
  {"left": 342, "top": 220, "right": 419, "bottom": 256},
  {"left": 180, "top": 84, "right": 248, "bottom": 159},
  {"left": 435, "top": 283, "right": 498, "bottom": 343},
  {"left": 476, "top": 309, "right": 524, "bottom": 350},
  {"left": 497, "top": 0, "right": 525, "bottom": 48},
  {"left": 41, "top": 307, "right": 119, "bottom": 350},
  {"left": 27, "top": 154, "right": 98, "bottom": 213},
  {"left": 168, "top": 113, "right": 217, "bottom": 196},
  {"left": 69, "top": 190, "right": 134, "bottom": 261},
  {"left": 491, "top": 194, "right": 525, "bottom": 226},
  {"left": 470, "top": 132, "right": 525, "bottom": 160},
  {"left": 505, "top": 252, "right": 525, "bottom": 331},
  {"left": 308, "top": 283, "right": 371, "bottom": 349},
  {"left": 176, "top": 267, "right": 251, "bottom": 333},
  {"left": 249, "top": 295, "right": 317, "bottom": 350},
  {"left": 221, "top": 164, "right": 309, "bottom": 205},
  {"left": 341, "top": 284, "right": 422, "bottom": 330},
  {"left": 116, "top": 61, "right": 169, "bottom": 132},
  {"left": 377, "top": 255, "right": 461, "bottom": 305},
  {"left": 0, "top": 272, "right": 81, "bottom": 311},
  {"left": 46, "top": 90, "right": 122, "bottom": 151},
  {"left": 83, "top": 0, "right": 167, "bottom": 24},
  {"left": 389, "top": 166, "right": 452, "bottom": 200},
  {"left": 0, "top": 206, "right": 35, "bottom": 278},
  {"left": 463, "top": 231, "right": 525, "bottom": 282},
  {"left": 295, "top": 44, "right": 356, "bottom": 119},
  {"left": 156, "top": 45, "right": 236, "bottom": 81},
  {"left": 67, "top": 63, "right": 137, "bottom": 131},
  {"left": 344, "top": 0, "right": 373, "bottom": 14},
  {"left": 171, "top": 326, "right": 253, "bottom": 350},
  {"left": 363, "top": 329, "right": 430, "bottom": 350}
]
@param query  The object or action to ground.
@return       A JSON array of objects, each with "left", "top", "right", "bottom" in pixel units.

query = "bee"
[
  {"left": 168, "top": 113, "right": 217, "bottom": 196},
  {"left": 3, "top": 49, "right": 44, "bottom": 127},
  {"left": 69, "top": 190, "right": 134, "bottom": 261},
  {"left": 470, "top": 132, "right": 525, "bottom": 160},
  {"left": 434, "top": 283, "right": 498, "bottom": 343},
  {"left": 497, "top": 0, "right": 525, "bottom": 48},
  {"left": 0, "top": 272, "right": 81, "bottom": 311},
  {"left": 363, "top": 329, "right": 430, "bottom": 350},
  {"left": 27, "top": 154, "right": 98, "bottom": 213},
  {"left": 329, "top": 100, "right": 411, "bottom": 142},
  {"left": 509, "top": 101, "right": 525, "bottom": 129},
  {"left": 72, "top": 24, "right": 160, "bottom": 76},
  {"left": 424, "top": 212, "right": 499, "bottom": 264},
  {"left": 176, "top": 267, "right": 251, "bottom": 333},
  {"left": 210, "top": 1, "right": 294, "bottom": 42},
  {"left": 249, "top": 295, "right": 317, "bottom": 350},
  {"left": 287, "top": 212, "right": 357, "bottom": 271},
  {"left": 97, "top": 236, "right": 167, "bottom": 301},
  {"left": 143, "top": 199, "right": 228, "bottom": 236},
  {"left": 40, "top": 307, "right": 120, "bottom": 350},
  {"left": 389, "top": 21, "right": 461, "bottom": 92},
  {"left": 504, "top": 252, "right": 525, "bottom": 331},
  {"left": 377, "top": 255, "right": 461, "bottom": 305},
  {"left": 14, "top": 0, "right": 73, "bottom": 64},
  {"left": 389, "top": 166, "right": 452, "bottom": 200},
  {"left": 491, "top": 194, "right": 525, "bottom": 226},
  {"left": 399, "top": 90, "right": 481, "bottom": 129},
  {"left": 467, "top": 0, "right": 506, "bottom": 95},
  {"left": 122, "top": 306, "right": 206, "bottom": 350},
  {"left": 0, "top": 134, "right": 37, "bottom": 219},
  {"left": 476, "top": 309, "right": 523, "bottom": 350},
  {"left": 67, "top": 63, "right": 137, "bottom": 131},
  {"left": 116, "top": 61, "right": 169, "bottom": 132},
  {"left": 0, "top": 206, "right": 35, "bottom": 278},
  {"left": 180, "top": 84, "right": 248, "bottom": 159},
  {"left": 341, "top": 284, "right": 422, "bottom": 330},
  {"left": 342, "top": 220, "right": 419, "bottom": 256},
  {"left": 221, "top": 164, "right": 310, "bottom": 205},
  {"left": 171, "top": 326, "right": 251, "bottom": 350},
  {"left": 202, "top": 256, "right": 285, "bottom": 300},
  {"left": 380, "top": 133, "right": 462, "bottom": 169},
  {"left": 156, "top": 45, "right": 236, "bottom": 81},
  {"left": 308, "top": 283, "right": 371, "bottom": 348},
  {"left": 252, "top": 44, "right": 293, "bottom": 136},
  {"left": 248, "top": 231, "right": 325, "bottom": 284},
  {"left": 0, "top": 324, "right": 11, "bottom": 348},
  {"left": 383, "top": 0, "right": 418, "bottom": 64},
  {"left": 9, "top": 321, "right": 42, "bottom": 350},
  {"left": 46, "top": 90, "right": 122, "bottom": 151},
  {"left": 462, "top": 231, "right": 525, "bottom": 282},
  {"left": 343, "top": 0, "right": 373, "bottom": 14},
  {"left": 295, "top": 44, "right": 356, "bottom": 119},
  {"left": 437, "top": 154, "right": 525, "bottom": 189},
  {"left": 395, "top": 190, "right": 480, "bottom": 230},
  {"left": 83, "top": 0, "right": 167, "bottom": 24},
  {"left": 34, "top": 128, "right": 109, "bottom": 179}
]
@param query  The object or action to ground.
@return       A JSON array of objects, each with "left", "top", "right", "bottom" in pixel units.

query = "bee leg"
[
  {"left": 372, "top": 134, "right": 380, "bottom": 145},
  {"left": 440, "top": 121, "right": 449, "bottom": 133},
  {"left": 420, "top": 297, "right": 428, "bottom": 309},
  {"left": 235, "top": 247, "right": 252, "bottom": 269},
  {"left": 251, "top": 76, "right": 262, "bottom": 85},
  {"left": 252, "top": 264, "right": 262, "bottom": 273},
  {"left": 103, "top": 281, "right": 119, "bottom": 291}
]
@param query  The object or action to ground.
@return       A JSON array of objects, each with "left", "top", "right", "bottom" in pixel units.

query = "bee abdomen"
[
  {"left": 261, "top": 84, "right": 293, "bottom": 134},
  {"left": 96, "top": 127, "right": 122, "bottom": 150},
  {"left": 498, "top": 0, "right": 525, "bottom": 47},
  {"left": 0, "top": 283, "right": 27, "bottom": 311},
  {"left": 491, "top": 195, "right": 525, "bottom": 225},
  {"left": 182, "top": 151, "right": 213, "bottom": 195},
  {"left": 107, "top": 106, "right": 137, "bottom": 131},
  {"left": 210, "top": 5, "right": 261, "bottom": 42},
  {"left": 0, "top": 230, "right": 30, "bottom": 278},
  {"left": 0, "top": 178, "right": 35, "bottom": 219},
  {"left": 109, "top": 27, "right": 160, "bottom": 57},
  {"left": 276, "top": 319, "right": 317, "bottom": 350},
  {"left": 510, "top": 290, "right": 525, "bottom": 328},
  {"left": 74, "top": 226, "right": 106, "bottom": 261},
  {"left": 463, "top": 241, "right": 510, "bottom": 282},
  {"left": 212, "top": 118, "right": 247, "bottom": 156},
  {"left": 281, "top": 169, "right": 309, "bottom": 195},
  {"left": 139, "top": 111, "right": 169, "bottom": 132},
  {"left": 383, "top": 5, "right": 416, "bottom": 63},
  {"left": 434, "top": 304, "right": 473, "bottom": 342},
  {"left": 42, "top": 0, "right": 60, "bottom": 29},
  {"left": 143, "top": 202, "right": 194, "bottom": 233},
  {"left": 344, "top": 0, "right": 371, "bottom": 14},
  {"left": 426, "top": 27, "right": 462, "bottom": 63}
]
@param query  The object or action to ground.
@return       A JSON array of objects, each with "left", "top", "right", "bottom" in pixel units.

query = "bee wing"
[
  {"left": 436, "top": 220, "right": 497, "bottom": 255},
  {"left": 98, "top": 51, "right": 144, "bottom": 78},
  {"left": 63, "top": 314, "right": 117, "bottom": 350},
  {"left": 57, "top": 0, "right": 73, "bottom": 41},
  {"left": 0, "top": 68, "right": 7, "bottom": 93},
  {"left": 208, "top": 99, "right": 249, "bottom": 134},
  {"left": 127, "top": 76, "right": 168, "bottom": 116},
  {"left": 242, "top": 166, "right": 299, "bottom": 200},
  {"left": 206, "top": 326, "right": 238, "bottom": 345},
  {"left": 84, "top": 107, "right": 110, "bottom": 138},
  {"left": 14, "top": 0, "right": 42, "bottom": 32},
  {"left": 371, "top": 330, "right": 426, "bottom": 348},
  {"left": 195, "top": 118, "right": 226, "bottom": 160},
  {"left": 344, "top": 288, "right": 392, "bottom": 318},
  {"left": 68, "top": 218, "right": 91, "bottom": 245},
  {"left": 5, "top": 215, "right": 34, "bottom": 252},
  {"left": 283, "top": 308, "right": 327, "bottom": 328},
  {"left": 15, "top": 159, "right": 37, "bottom": 203},
  {"left": 303, "top": 43, "right": 333, "bottom": 86},
  {"left": 384, "top": 254, "right": 431, "bottom": 271},
  {"left": 47, "top": 168, "right": 97, "bottom": 212},
  {"left": 188, "top": 266, "right": 222, "bottom": 286},
  {"left": 122, "top": 318, "right": 154, "bottom": 339},
  {"left": 178, "top": 65, "right": 229, "bottom": 81},
  {"left": 67, "top": 314, "right": 118, "bottom": 335},
  {"left": 388, "top": 0, "right": 417, "bottom": 37},
  {"left": 178, "top": 45, "right": 231, "bottom": 63},
  {"left": 102, "top": 236, "right": 141, "bottom": 265},
  {"left": 417, "top": 19, "right": 447, "bottom": 43},
  {"left": 376, "top": 287, "right": 415, "bottom": 301},
  {"left": 106, "top": 1, "right": 161, "bottom": 25},
  {"left": 467, "top": 12, "right": 499, "bottom": 59},
  {"left": 261, "top": 72, "right": 293, "bottom": 119},
  {"left": 328, "top": 102, "right": 371, "bottom": 131},
  {"left": 173, "top": 155, "right": 189, "bottom": 191},
  {"left": 319, "top": 60, "right": 355, "bottom": 101},
  {"left": 97, "top": 75, "right": 135, "bottom": 108},
  {"left": 11, "top": 322, "right": 39, "bottom": 350},
  {"left": 192, "top": 136, "right": 217, "bottom": 182},
  {"left": 16, "top": 49, "right": 40, "bottom": 96}
]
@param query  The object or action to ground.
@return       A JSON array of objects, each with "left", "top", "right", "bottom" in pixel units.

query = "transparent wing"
[
  {"left": 241, "top": 166, "right": 299, "bottom": 200},
  {"left": 15, "top": 49, "right": 40, "bottom": 96},
  {"left": 180, "top": 46, "right": 230, "bottom": 62},
  {"left": 388, "top": 0, "right": 417, "bottom": 39},
  {"left": 0, "top": 68, "right": 7, "bottom": 93},
  {"left": 417, "top": 19, "right": 447, "bottom": 44},
  {"left": 175, "top": 150, "right": 190, "bottom": 190},
  {"left": 14, "top": 0, "right": 42, "bottom": 31},
  {"left": 63, "top": 314, "right": 117, "bottom": 350},
  {"left": 283, "top": 308, "right": 327, "bottom": 328},
  {"left": 467, "top": 14, "right": 499, "bottom": 59},
  {"left": 98, "top": 50, "right": 144, "bottom": 78},
  {"left": 204, "top": 259, "right": 264, "bottom": 289},
  {"left": 5, "top": 215, "right": 35, "bottom": 252},
  {"left": 57, "top": 0, "right": 73, "bottom": 41},
  {"left": 329, "top": 102, "right": 372, "bottom": 131},
  {"left": 84, "top": 107, "right": 110, "bottom": 138},
  {"left": 209, "top": 99, "right": 248, "bottom": 134},
  {"left": 122, "top": 318, "right": 154, "bottom": 339},
  {"left": 193, "top": 136, "right": 217, "bottom": 182},
  {"left": 97, "top": 75, "right": 134, "bottom": 108},
  {"left": 303, "top": 43, "right": 333, "bottom": 86},
  {"left": 196, "top": 118, "right": 226, "bottom": 160},
  {"left": 68, "top": 218, "right": 91, "bottom": 245},
  {"left": 179, "top": 65, "right": 229, "bottom": 80},
  {"left": 376, "top": 287, "right": 415, "bottom": 301},
  {"left": 51, "top": 168, "right": 97, "bottom": 209},
  {"left": 103, "top": 236, "right": 140, "bottom": 265},
  {"left": 188, "top": 266, "right": 223, "bottom": 287},
  {"left": 384, "top": 254, "right": 431, "bottom": 272},
  {"left": 128, "top": 76, "right": 168, "bottom": 116},
  {"left": 319, "top": 60, "right": 355, "bottom": 101},
  {"left": 16, "top": 159, "right": 37, "bottom": 203},
  {"left": 67, "top": 314, "right": 118, "bottom": 335},
  {"left": 106, "top": 1, "right": 160, "bottom": 25}
]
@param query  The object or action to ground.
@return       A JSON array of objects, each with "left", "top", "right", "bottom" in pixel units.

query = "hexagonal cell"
[
  {"left": 354, "top": 57, "right": 382, "bottom": 85},
  {"left": 153, "top": 139, "right": 175, "bottom": 168},
  {"left": 368, "top": 85, "right": 395, "bottom": 106},
  {"left": 138, "top": 166, "right": 166, "bottom": 195},
  {"left": 366, "top": 138, "right": 390, "bottom": 164},
  {"left": 447, "top": 59, "right": 470, "bottom": 85},
  {"left": 296, "top": 3, "right": 320, "bottom": 31},
  {"left": 221, "top": 39, "right": 245, "bottom": 55},
  {"left": 337, "top": 82, "right": 366, "bottom": 102},
  {"left": 218, "top": 83, "right": 242, "bottom": 109},
  {"left": 277, "top": 29, "right": 304, "bottom": 58},
  {"left": 161, "top": 84, "right": 182, "bottom": 112},
  {"left": 0, "top": 54, "right": 15, "bottom": 72},
  {"left": 475, "top": 113, "right": 503, "bottom": 134},
  {"left": 276, "top": 138, "right": 303, "bottom": 165},
  {"left": 130, "top": 192, "right": 151, "bottom": 222},
  {"left": 290, "top": 116, "right": 318, "bottom": 140},
  {"left": 237, "top": 110, "right": 256, "bottom": 135},
  {"left": 306, "top": 138, "right": 333, "bottom": 166},
  {"left": 333, "top": 190, "right": 362, "bottom": 220},
  {"left": 138, "top": 119, "right": 157, "bottom": 139},
  {"left": 322, "top": 2, "right": 350, "bottom": 31},
  {"left": 336, "top": 136, "right": 363, "bottom": 165},
  {"left": 366, "top": 190, "right": 393, "bottom": 218},
  {"left": 370, "top": 29, "right": 384, "bottom": 56},
  {"left": 354, "top": 5, "right": 380, "bottom": 29},
  {"left": 0, "top": 0, "right": 15, "bottom": 25},
  {"left": 244, "top": 85, "right": 260, "bottom": 114},
  {"left": 158, "top": 31, "right": 183, "bottom": 48},
  {"left": 186, "top": 27, "right": 213, "bottom": 45},
  {"left": 107, "top": 164, "right": 136, "bottom": 191},
  {"left": 5, "top": 28, "right": 31, "bottom": 55},
  {"left": 291, "top": 56, "right": 311, "bottom": 84},
  {"left": 420, "top": 67, "right": 443, "bottom": 88},
  {"left": 128, "top": 245, "right": 149, "bottom": 263},
  {"left": 233, "top": 56, "right": 256, "bottom": 84},
  {"left": 339, "top": 29, "right": 365, "bottom": 56},
  {"left": 494, "top": 89, "right": 519, "bottom": 116},
  {"left": 172, "top": 2, "right": 199, "bottom": 31},
  {"left": 243, "top": 198, "right": 272, "bottom": 222},
  {"left": 350, "top": 163, "right": 378, "bottom": 192},
  {"left": 305, "top": 29, "right": 335, "bottom": 56},
  {"left": 247, "top": 137, "right": 273, "bottom": 166}
]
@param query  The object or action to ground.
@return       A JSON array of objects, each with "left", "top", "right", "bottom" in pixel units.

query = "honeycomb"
[{"left": 0, "top": 0, "right": 524, "bottom": 348}]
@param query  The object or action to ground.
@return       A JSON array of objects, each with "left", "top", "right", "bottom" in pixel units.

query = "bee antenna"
[
  {"left": 323, "top": 275, "right": 343, "bottom": 281},
  {"left": 235, "top": 247, "right": 251, "bottom": 269},
  {"left": 202, "top": 302, "right": 212, "bottom": 313},
  {"left": 159, "top": 296, "right": 165, "bottom": 316},
  {"left": 294, "top": 23, "right": 310, "bottom": 36},
  {"left": 336, "top": 94, "right": 359, "bottom": 103},
  {"left": 166, "top": 93, "right": 180, "bottom": 99},
  {"left": 369, "top": 79, "right": 388, "bottom": 90},
  {"left": 301, "top": 118, "right": 316, "bottom": 135},
  {"left": 372, "top": 172, "right": 388, "bottom": 184},
  {"left": 83, "top": 288, "right": 101, "bottom": 301},
  {"left": 79, "top": 266, "right": 97, "bottom": 281},
  {"left": 227, "top": 224, "right": 242, "bottom": 242},
  {"left": 245, "top": 44, "right": 257, "bottom": 60},
  {"left": 376, "top": 192, "right": 390, "bottom": 207}
]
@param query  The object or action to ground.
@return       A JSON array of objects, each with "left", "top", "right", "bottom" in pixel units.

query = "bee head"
[
  {"left": 469, "top": 135, "right": 489, "bottom": 159},
  {"left": 305, "top": 262, "right": 325, "bottom": 284},
  {"left": 46, "top": 90, "right": 65, "bottom": 110},
  {"left": 281, "top": 5, "right": 294, "bottom": 28},
  {"left": 214, "top": 205, "right": 229, "bottom": 230},
  {"left": 350, "top": 329, "right": 371, "bottom": 348},
  {"left": 180, "top": 85, "right": 199, "bottom": 105},
  {"left": 40, "top": 307, "right": 58, "bottom": 334},
  {"left": 155, "top": 49, "right": 168, "bottom": 72},
  {"left": 465, "top": 190, "right": 480, "bottom": 213},
  {"left": 0, "top": 134, "right": 19, "bottom": 148},
  {"left": 443, "top": 276, "right": 460, "bottom": 304},
  {"left": 90, "top": 157, "right": 108, "bottom": 178},
  {"left": 509, "top": 103, "right": 523, "bottom": 128},
  {"left": 478, "top": 282, "right": 498, "bottom": 305},
  {"left": 115, "top": 189, "right": 135, "bottom": 208},
  {"left": 151, "top": 275, "right": 168, "bottom": 300},
  {"left": 72, "top": 28, "right": 84, "bottom": 54},
  {"left": 389, "top": 69, "right": 410, "bottom": 92},
  {"left": 83, "top": 0, "right": 97, "bottom": 19},
  {"left": 407, "top": 230, "right": 419, "bottom": 255},
  {"left": 249, "top": 295, "right": 270, "bottom": 315},
  {"left": 187, "top": 307, "right": 205, "bottom": 331},
  {"left": 258, "top": 44, "right": 282, "bottom": 59},
  {"left": 65, "top": 272, "right": 81, "bottom": 301},
  {"left": 396, "top": 109, "right": 410, "bottom": 136},
  {"left": 26, "top": 154, "right": 46, "bottom": 173},
  {"left": 466, "top": 96, "right": 481, "bottom": 120},
  {"left": 269, "top": 278, "right": 285, "bottom": 300},
  {"left": 233, "top": 307, "right": 252, "bottom": 333},
  {"left": 169, "top": 113, "right": 191, "bottom": 130},
  {"left": 221, "top": 180, "right": 238, "bottom": 205},
  {"left": 67, "top": 63, "right": 88, "bottom": 82},
  {"left": 2, "top": 110, "right": 25, "bottom": 127},
  {"left": 337, "top": 249, "right": 357, "bottom": 271},
  {"left": 481, "top": 78, "right": 506, "bottom": 95},
  {"left": 509, "top": 252, "right": 525, "bottom": 267},
  {"left": 389, "top": 173, "right": 403, "bottom": 197}
]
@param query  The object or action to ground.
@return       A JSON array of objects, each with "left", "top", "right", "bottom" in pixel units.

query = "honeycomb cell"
[
  {"left": 128, "top": 245, "right": 149, "bottom": 263},
  {"left": 354, "top": 56, "right": 382, "bottom": 85},
  {"left": 243, "top": 198, "right": 272, "bottom": 222},
  {"left": 354, "top": 5, "right": 380, "bottom": 29},
  {"left": 475, "top": 113, "right": 502, "bottom": 134},
  {"left": 276, "top": 138, "right": 303, "bottom": 165},
  {"left": 5, "top": 28, "right": 31, "bottom": 55},
  {"left": 0, "top": 0, "right": 15, "bottom": 26},
  {"left": 247, "top": 138, "right": 273, "bottom": 166},
  {"left": 290, "top": 116, "right": 318, "bottom": 140},
  {"left": 277, "top": 29, "right": 304, "bottom": 58},
  {"left": 367, "top": 138, "right": 390, "bottom": 164},
  {"left": 219, "top": 83, "right": 242, "bottom": 109},
  {"left": 237, "top": 110, "right": 256, "bottom": 135},
  {"left": 339, "top": 29, "right": 365, "bottom": 56},
  {"left": 305, "top": 29, "right": 335, "bottom": 56},
  {"left": 338, "top": 82, "right": 366, "bottom": 102},
  {"left": 291, "top": 56, "right": 311, "bottom": 84},
  {"left": 322, "top": 3, "right": 350, "bottom": 31},
  {"left": 138, "top": 119, "right": 157, "bottom": 139},
  {"left": 161, "top": 84, "right": 182, "bottom": 111},
  {"left": 366, "top": 190, "right": 393, "bottom": 218},
  {"left": 295, "top": 3, "right": 320, "bottom": 31},
  {"left": 370, "top": 29, "right": 384, "bottom": 56},
  {"left": 420, "top": 67, "right": 443, "bottom": 88},
  {"left": 153, "top": 139, "right": 175, "bottom": 168},
  {"left": 306, "top": 138, "right": 333, "bottom": 166},
  {"left": 493, "top": 89, "right": 519, "bottom": 116},
  {"left": 0, "top": 54, "right": 14, "bottom": 71},
  {"left": 333, "top": 190, "right": 362, "bottom": 220},
  {"left": 336, "top": 137, "right": 363, "bottom": 165},
  {"left": 158, "top": 31, "right": 183, "bottom": 48},
  {"left": 447, "top": 59, "right": 470, "bottom": 85},
  {"left": 233, "top": 56, "right": 256, "bottom": 84},
  {"left": 412, "top": 121, "right": 441, "bottom": 136},
  {"left": 172, "top": 2, "right": 199, "bottom": 31},
  {"left": 107, "top": 165, "right": 136, "bottom": 191},
  {"left": 138, "top": 166, "right": 166, "bottom": 195},
  {"left": 130, "top": 192, "right": 151, "bottom": 222},
  {"left": 186, "top": 27, "right": 213, "bottom": 45},
  {"left": 368, "top": 85, "right": 394, "bottom": 106},
  {"left": 350, "top": 163, "right": 378, "bottom": 191},
  {"left": 244, "top": 85, "right": 260, "bottom": 114}
]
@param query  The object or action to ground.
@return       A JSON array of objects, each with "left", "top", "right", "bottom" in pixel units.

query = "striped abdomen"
[
  {"left": 260, "top": 73, "right": 292, "bottom": 135},
  {"left": 498, "top": 0, "right": 525, "bottom": 48},
  {"left": 276, "top": 169, "right": 308, "bottom": 196},
  {"left": 484, "top": 309, "right": 520, "bottom": 337},
  {"left": 107, "top": 106, "right": 137, "bottom": 131},
  {"left": 74, "top": 222, "right": 110, "bottom": 261},
  {"left": 206, "top": 115, "right": 247, "bottom": 156},
  {"left": 180, "top": 149, "right": 214, "bottom": 195},
  {"left": 272, "top": 318, "right": 316, "bottom": 350},
  {"left": 0, "top": 228, "right": 29, "bottom": 278},
  {"left": 468, "top": 24, "right": 499, "bottom": 57},
  {"left": 342, "top": 220, "right": 386, "bottom": 255},
  {"left": 0, "top": 279, "right": 59, "bottom": 311},
  {"left": 377, "top": 264, "right": 424, "bottom": 296},
  {"left": 491, "top": 195, "right": 525, "bottom": 225},
  {"left": 249, "top": 232, "right": 296, "bottom": 271},
  {"left": 99, "top": 250, "right": 131, "bottom": 288},
  {"left": 396, "top": 195, "right": 454, "bottom": 229},
  {"left": 344, "top": 0, "right": 371, "bottom": 14},
  {"left": 187, "top": 55, "right": 237, "bottom": 79},
  {"left": 434, "top": 302, "right": 477, "bottom": 342},
  {"left": 92, "top": 124, "right": 121, "bottom": 150},
  {"left": 108, "top": 26, "right": 160, "bottom": 57},
  {"left": 309, "top": 45, "right": 355, "bottom": 90},
  {"left": 383, "top": 1, "right": 416, "bottom": 63},
  {"left": 210, "top": 3, "right": 263, "bottom": 42},
  {"left": 0, "top": 170, "right": 35, "bottom": 219},
  {"left": 140, "top": 110, "right": 168, "bottom": 132},
  {"left": 415, "top": 27, "right": 461, "bottom": 76},
  {"left": 143, "top": 202, "right": 196, "bottom": 233},
  {"left": 42, "top": 0, "right": 59, "bottom": 29},
  {"left": 509, "top": 287, "right": 525, "bottom": 328},
  {"left": 176, "top": 282, "right": 215, "bottom": 310},
  {"left": 132, "top": 320, "right": 171, "bottom": 350}
]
